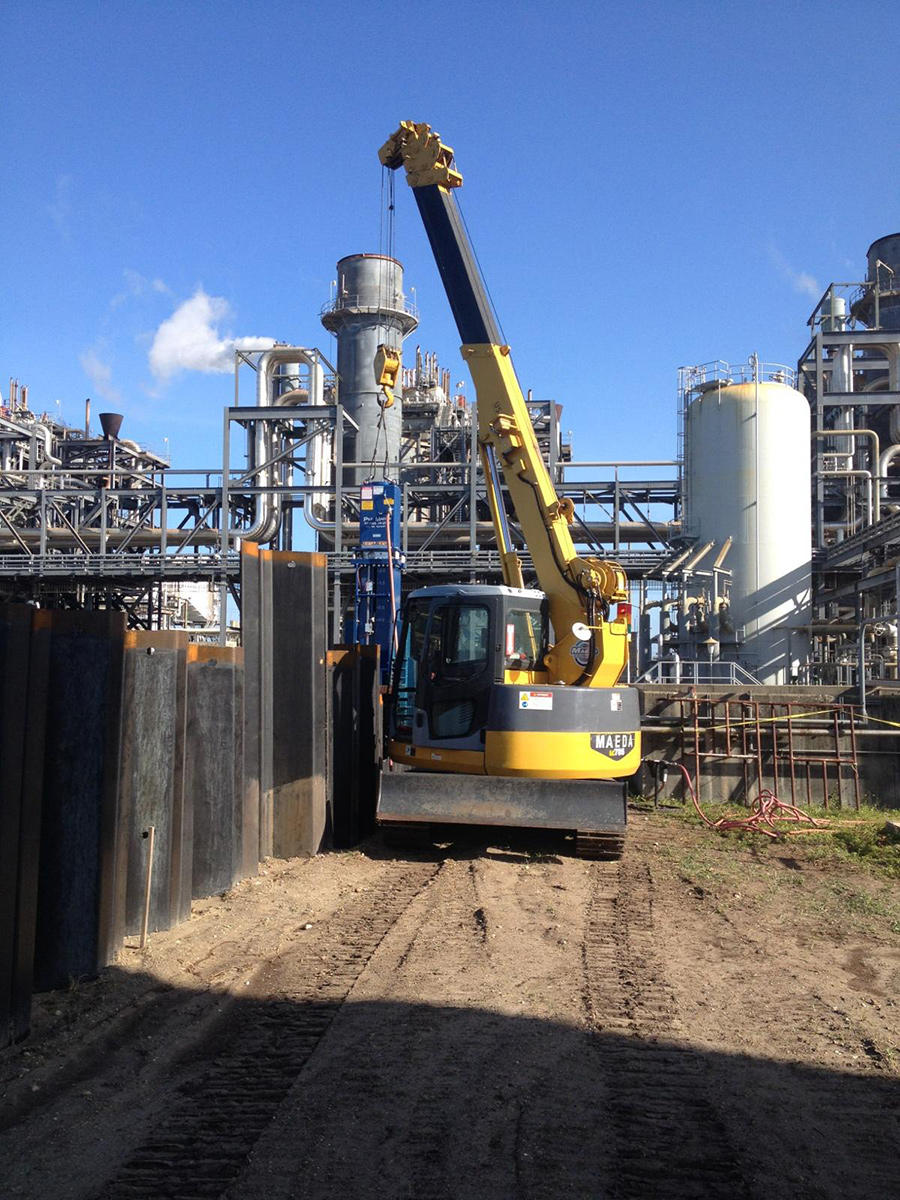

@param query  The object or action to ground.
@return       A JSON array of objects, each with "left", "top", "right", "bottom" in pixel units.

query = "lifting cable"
[
  {"left": 372, "top": 166, "right": 396, "bottom": 483},
  {"left": 377, "top": 167, "right": 396, "bottom": 314},
  {"left": 367, "top": 402, "right": 390, "bottom": 482},
  {"left": 386, "top": 168, "right": 396, "bottom": 262}
]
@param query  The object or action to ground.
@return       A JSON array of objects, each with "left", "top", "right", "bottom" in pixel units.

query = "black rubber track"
[{"left": 576, "top": 831, "right": 625, "bottom": 860}]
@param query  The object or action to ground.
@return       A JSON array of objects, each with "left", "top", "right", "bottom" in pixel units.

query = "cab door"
[{"left": 415, "top": 600, "right": 495, "bottom": 747}]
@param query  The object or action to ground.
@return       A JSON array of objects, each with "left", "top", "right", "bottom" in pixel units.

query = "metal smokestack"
[
  {"left": 855, "top": 233, "right": 900, "bottom": 330},
  {"left": 98, "top": 412, "right": 124, "bottom": 440},
  {"left": 321, "top": 254, "right": 418, "bottom": 485}
]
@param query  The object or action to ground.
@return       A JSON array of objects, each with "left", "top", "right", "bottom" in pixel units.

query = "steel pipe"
[{"left": 239, "top": 348, "right": 325, "bottom": 544}]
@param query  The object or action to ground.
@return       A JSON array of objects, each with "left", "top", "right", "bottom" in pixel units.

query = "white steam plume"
[
  {"left": 768, "top": 244, "right": 821, "bottom": 300},
  {"left": 79, "top": 347, "right": 122, "bottom": 404},
  {"left": 149, "top": 289, "right": 275, "bottom": 380}
]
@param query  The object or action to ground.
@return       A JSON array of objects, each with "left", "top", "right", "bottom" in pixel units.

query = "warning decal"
[{"left": 519, "top": 690, "right": 554, "bottom": 711}]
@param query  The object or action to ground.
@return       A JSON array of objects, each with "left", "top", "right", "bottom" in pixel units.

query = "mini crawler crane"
[{"left": 376, "top": 122, "right": 640, "bottom": 858}]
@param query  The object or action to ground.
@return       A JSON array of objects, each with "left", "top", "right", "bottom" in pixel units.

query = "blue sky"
[{"left": 3, "top": 0, "right": 898, "bottom": 479}]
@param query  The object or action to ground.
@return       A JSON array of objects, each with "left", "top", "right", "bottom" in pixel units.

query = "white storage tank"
[{"left": 684, "top": 364, "right": 811, "bottom": 684}]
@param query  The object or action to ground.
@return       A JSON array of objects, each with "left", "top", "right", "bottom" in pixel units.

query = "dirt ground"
[{"left": 1, "top": 809, "right": 898, "bottom": 1199}]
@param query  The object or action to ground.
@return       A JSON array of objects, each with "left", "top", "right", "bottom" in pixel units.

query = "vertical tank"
[
  {"left": 854, "top": 233, "right": 900, "bottom": 330},
  {"left": 684, "top": 366, "right": 811, "bottom": 684},
  {"left": 321, "top": 254, "right": 418, "bottom": 485}
]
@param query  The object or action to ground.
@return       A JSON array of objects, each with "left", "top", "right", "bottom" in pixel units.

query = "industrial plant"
[
  {"left": 4, "top": 237, "right": 900, "bottom": 684},
  {"left": 2, "top": 104, "right": 899, "bottom": 1200},
  {"left": 4, "top": 120, "right": 900, "bottom": 1048}
]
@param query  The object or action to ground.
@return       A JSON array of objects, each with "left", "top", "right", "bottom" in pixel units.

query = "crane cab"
[{"left": 386, "top": 584, "right": 641, "bottom": 781}]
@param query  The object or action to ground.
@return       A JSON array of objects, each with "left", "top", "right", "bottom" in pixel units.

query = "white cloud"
[
  {"left": 111, "top": 269, "right": 172, "bottom": 308},
  {"left": 80, "top": 347, "right": 122, "bottom": 404},
  {"left": 768, "top": 244, "right": 821, "bottom": 299},
  {"left": 791, "top": 270, "right": 820, "bottom": 299},
  {"left": 148, "top": 289, "right": 275, "bottom": 380}
]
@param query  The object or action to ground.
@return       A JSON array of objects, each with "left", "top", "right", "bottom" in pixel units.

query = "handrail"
[
  {"left": 635, "top": 659, "right": 761, "bottom": 686},
  {"left": 319, "top": 293, "right": 418, "bottom": 321},
  {"left": 679, "top": 359, "right": 797, "bottom": 392}
]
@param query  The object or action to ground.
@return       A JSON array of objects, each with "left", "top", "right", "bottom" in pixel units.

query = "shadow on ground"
[{"left": 2, "top": 965, "right": 898, "bottom": 1200}]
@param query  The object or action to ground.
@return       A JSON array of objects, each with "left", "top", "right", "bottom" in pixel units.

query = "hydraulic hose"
[{"left": 656, "top": 760, "right": 829, "bottom": 838}]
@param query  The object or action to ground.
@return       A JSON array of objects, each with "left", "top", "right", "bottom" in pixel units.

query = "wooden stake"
[{"left": 140, "top": 826, "right": 156, "bottom": 950}]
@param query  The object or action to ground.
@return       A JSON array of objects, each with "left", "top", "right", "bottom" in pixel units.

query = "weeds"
[
  {"left": 796, "top": 824, "right": 900, "bottom": 881},
  {"left": 825, "top": 880, "right": 900, "bottom": 933},
  {"left": 656, "top": 796, "right": 900, "bottom": 882}
]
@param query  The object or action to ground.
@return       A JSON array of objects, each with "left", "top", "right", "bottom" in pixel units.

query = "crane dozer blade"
[{"left": 377, "top": 771, "right": 627, "bottom": 859}]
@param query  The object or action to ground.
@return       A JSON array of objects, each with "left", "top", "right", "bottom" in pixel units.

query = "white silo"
[{"left": 683, "top": 361, "right": 811, "bottom": 684}]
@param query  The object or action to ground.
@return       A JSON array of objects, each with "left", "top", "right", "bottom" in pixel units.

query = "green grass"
[
  {"left": 640, "top": 796, "right": 900, "bottom": 883},
  {"left": 826, "top": 879, "right": 900, "bottom": 933},
  {"left": 799, "top": 824, "right": 900, "bottom": 881},
  {"left": 646, "top": 809, "right": 900, "bottom": 934}
]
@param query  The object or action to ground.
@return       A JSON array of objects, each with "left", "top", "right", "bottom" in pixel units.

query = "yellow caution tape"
[
  {"left": 856, "top": 713, "right": 900, "bottom": 729},
  {"left": 689, "top": 708, "right": 841, "bottom": 732},
  {"left": 659, "top": 705, "right": 900, "bottom": 733}
]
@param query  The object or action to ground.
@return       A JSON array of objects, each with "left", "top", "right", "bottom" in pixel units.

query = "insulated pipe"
[
  {"left": 858, "top": 616, "right": 900, "bottom": 720},
  {"left": 879, "top": 444, "right": 900, "bottom": 499},
  {"left": 0, "top": 526, "right": 223, "bottom": 549},
  {"left": 660, "top": 546, "right": 694, "bottom": 577},
  {"left": 801, "top": 622, "right": 869, "bottom": 633},
  {"left": 0, "top": 415, "right": 62, "bottom": 472},
  {"left": 680, "top": 540, "right": 715, "bottom": 573},
  {"left": 712, "top": 537, "right": 733, "bottom": 569},
  {"left": 814, "top": 429, "right": 881, "bottom": 514},
  {"left": 813, "top": 428, "right": 879, "bottom": 473},
  {"left": 238, "top": 348, "right": 325, "bottom": 543},
  {"left": 0, "top": 513, "right": 676, "bottom": 553},
  {"left": 314, "top": 519, "right": 681, "bottom": 548},
  {"left": 827, "top": 318, "right": 854, "bottom": 460},
  {"left": 819, "top": 469, "right": 877, "bottom": 526},
  {"left": 301, "top": 359, "right": 329, "bottom": 517}
]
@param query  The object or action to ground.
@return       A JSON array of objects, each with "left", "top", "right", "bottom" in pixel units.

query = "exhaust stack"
[{"left": 98, "top": 412, "right": 123, "bottom": 440}]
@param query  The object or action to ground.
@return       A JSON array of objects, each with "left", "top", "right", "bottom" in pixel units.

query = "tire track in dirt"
[
  {"left": 376, "top": 854, "right": 609, "bottom": 1200},
  {"left": 236, "top": 857, "right": 499, "bottom": 1200},
  {"left": 9, "top": 821, "right": 899, "bottom": 1200},
  {"left": 281, "top": 858, "right": 495, "bottom": 1200},
  {"left": 583, "top": 855, "right": 750, "bottom": 1199},
  {"left": 401, "top": 860, "right": 494, "bottom": 1200},
  {"left": 95, "top": 860, "right": 438, "bottom": 1200},
  {"left": 230, "top": 851, "right": 607, "bottom": 1200}
]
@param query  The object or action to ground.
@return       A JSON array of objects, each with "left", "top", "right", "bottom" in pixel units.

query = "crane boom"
[{"left": 379, "top": 121, "right": 630, "bottom": 686}]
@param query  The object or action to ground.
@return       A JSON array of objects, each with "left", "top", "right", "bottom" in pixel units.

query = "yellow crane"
[{"left": 377, "top": 122, "right": 640, "bottom": 858}]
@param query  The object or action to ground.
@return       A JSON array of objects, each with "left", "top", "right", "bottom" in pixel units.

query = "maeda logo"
[
  {"left": 590, "top": 732, "right": 636, "bottom": 761},
  {"left": 571, "top": 641, "right": 591, "bottom": 667}
]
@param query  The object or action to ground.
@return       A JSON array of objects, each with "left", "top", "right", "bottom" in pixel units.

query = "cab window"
[
  {"left": 439, "top": 604, "right": 489, "bottom": 676},
  {"left": 504, "top": 608, "right": 544, "bottom": 670},
  {"left": 393, "top": 599, "right": 431, "bottom": 733}
]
